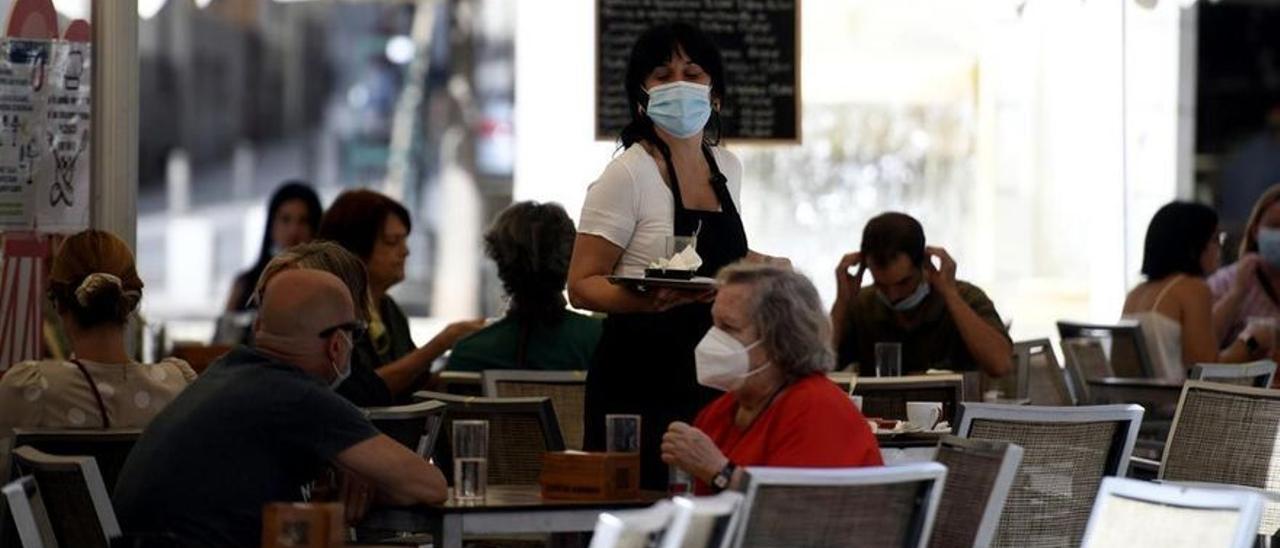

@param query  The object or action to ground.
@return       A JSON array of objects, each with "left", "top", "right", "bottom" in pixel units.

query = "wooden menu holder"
[
  {"left": 261, "top": 502, "right": 344, "bottom": 548},
  {"left": 540, "top": 451, "right": 641, "bottom": 501}
]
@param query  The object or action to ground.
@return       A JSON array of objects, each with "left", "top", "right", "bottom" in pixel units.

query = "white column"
[{"left": 91, "top": 0, "right": 139, "bottom": 247}]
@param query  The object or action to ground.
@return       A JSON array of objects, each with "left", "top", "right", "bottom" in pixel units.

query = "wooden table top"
[{"left": 401, "top": 484, "right": 666, "bottom": 513}]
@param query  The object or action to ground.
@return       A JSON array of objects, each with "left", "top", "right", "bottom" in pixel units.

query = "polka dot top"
[{"left": 0, "top": 357, "right": 196, "bottom": 437}]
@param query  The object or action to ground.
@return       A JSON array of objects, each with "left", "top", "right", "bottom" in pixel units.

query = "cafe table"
[{"left": 360, "top": 485, "right": 666, "bottom": 548}]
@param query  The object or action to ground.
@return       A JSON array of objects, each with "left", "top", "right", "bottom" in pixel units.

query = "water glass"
[
  {"left": 668, "top": 465, "right": 694, "bottom": 496},
  {"left": 452, "top": 420, "right": 489, "bottom": 501},
  {"left": 606, "top": 414, "right": 642, "bottom": 453},
  {"left": 664, "top": 235, "right": 697, "bottom": 260},
  {"left": 875, "top": 342, "right": 903, "bottom": 377}
]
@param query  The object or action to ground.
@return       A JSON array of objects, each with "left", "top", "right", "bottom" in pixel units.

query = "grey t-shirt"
[{"left": 113, "top": 346, "right": 379, "bottom": 547}]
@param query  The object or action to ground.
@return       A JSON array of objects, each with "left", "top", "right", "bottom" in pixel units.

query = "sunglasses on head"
[{"left": 318, "top": 320, "right": 367, "bottom": 340}]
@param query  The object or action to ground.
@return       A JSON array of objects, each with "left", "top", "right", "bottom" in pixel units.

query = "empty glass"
[
  {"left": 875, "top": 342, "right": 902, "bottom": 377},
  {"left": 452, "top": 420, "right": 489, "bottom": 501},
  {"left": 606, "top": 414, "right": 642, "bottom": 453}
]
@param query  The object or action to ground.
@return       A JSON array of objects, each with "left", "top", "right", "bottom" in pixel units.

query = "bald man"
[{"left": 113, "top": 269, "right": 447, "bottom": 547}]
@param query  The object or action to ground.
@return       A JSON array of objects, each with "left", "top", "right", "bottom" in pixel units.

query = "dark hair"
[
  {"left": 619, "top": 22, "right": 726, "bottom": 154},
  {"left": 319, "top": 189, "right": 412, "bottom": 260},
  {"left": 484, "top": 202, "right": 576, "bottom": 367},
  {"left": 861, "top": 212, "right": 926, "bottom": 268},
  {"left": 1141, "top": 201, "right": 1219, "bottom": 279},
  {"left": 49, "top": 230, "right": 143, "bottom": 328},
  {"left": 236, "top": 182, "right": 323, "bottom": 304}
]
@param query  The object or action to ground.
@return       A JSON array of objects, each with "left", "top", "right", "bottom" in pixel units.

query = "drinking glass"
[
  {"left": 664, "top": 236, "right": 697, "bottom": 261},
  {"left": 606, "top": 414, "right": 642, "bottom": 453},
  {"left": 452, "top": 420, "right": 489, "bottom": 501},
  {"left": 668, "top": 465, "right": 694, "bottom": 496},
  {"left": 875, "top": 343, "right": 903, "bottom": 377}
]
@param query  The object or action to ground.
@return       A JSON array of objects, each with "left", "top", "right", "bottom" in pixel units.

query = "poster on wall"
[
  {"left": 0, "top": 233, "right": 47, "bottom": 374},
  {"left": 0, "top": 38, "right": 91, "bottom": 232}
]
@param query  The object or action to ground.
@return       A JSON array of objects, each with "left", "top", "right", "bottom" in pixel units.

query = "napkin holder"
[{"left": 540, "top": 451, "right": 641, "bottom": 501}]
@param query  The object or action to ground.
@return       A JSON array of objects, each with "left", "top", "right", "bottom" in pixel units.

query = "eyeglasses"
[{"left": 318, "top": 320, "right": 368, "bottom": 340}]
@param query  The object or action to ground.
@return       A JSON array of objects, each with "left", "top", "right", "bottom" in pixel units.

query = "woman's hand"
[
  {"left": 661, "top": 421, "right": 729, "bottom": 482},
  {"left": 1234, "top": 254, "right": 1262, "bottom": 296},
  {"left": 651, "top": 288, "right": 717, "bottom": 312},
  {"left": 438, "top": 319, "right": 487, "bottom": 347}
]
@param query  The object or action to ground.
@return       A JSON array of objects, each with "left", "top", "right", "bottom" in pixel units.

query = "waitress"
[{"left": 568, "top": 22, "right": 782, "bottom": 489}]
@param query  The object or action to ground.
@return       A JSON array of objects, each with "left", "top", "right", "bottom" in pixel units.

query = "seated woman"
[
  {"left": 1210, "top": 184, "right": 1280, "bottom": 345},
  {"left": 224, "top": 181, "right": 323, "bottom": 312},
  {"left": 319, "top": 189, "right": 483, "bottom": 406},
  {"left": 447, "top": 201, "right": 601, "bottom": 372},
  {"left": 0, "top": 230, "right": 196, "bottom": 436},
  {"left": 1123, "top": 202, "right": 1267, "bottom": 381},
  {"left": 661, "top": 263, "right": 881, "bottom": 494}
]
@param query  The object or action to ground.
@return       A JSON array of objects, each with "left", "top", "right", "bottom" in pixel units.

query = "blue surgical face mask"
[
  {"left": 645, "top": 81, "right": 712, "bottom": 138},
  {"left": 1259, "top": 228, "right": 1280, "bottom": 269},
  {"left": 879, "top": 280, "right": 931, "bottom": 312}
]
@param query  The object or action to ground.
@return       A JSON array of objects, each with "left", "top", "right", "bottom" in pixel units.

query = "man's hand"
[
  {"left": 925, "top": 246, "right": 959, "bottom": 297},
  {"left": 338, "top": 468, "right": 375, "bottom": 525},
  {"left": 835, "top": 252, "right": 866, "bottom": 306}
]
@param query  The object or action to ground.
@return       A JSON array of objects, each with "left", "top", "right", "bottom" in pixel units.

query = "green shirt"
[
  {"left": 837, "top": 281, "right": 1009, "bottom": 374},
  {"left": 446, "top": 309, "right": 602, "bottom": 372}
]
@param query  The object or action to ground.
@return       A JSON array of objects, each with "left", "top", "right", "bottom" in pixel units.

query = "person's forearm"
[
  {"left": 942, "top": 290, "right": 1013, "bottom": 377},
  {"left": 376, "top": 336, "right": 453, "bottom": 397},
  {"left": 1218, "top": 337, "right": 1253, "bottom": 364},
  {"left": 569, "top": 276, "right": 656, "bottom": 314},
  {"left": 378, "top": 458, "right": 447, "bottom": 505},
  {"left": 830, "top": 300, "right": 851, "bottom": 353},
  {"left": 1212, "top": 289, "right": 1245, "bottom": 343}
]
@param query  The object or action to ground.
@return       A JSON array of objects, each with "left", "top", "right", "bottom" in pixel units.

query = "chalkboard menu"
[{"left": 596, "top": 0, "right": 800, "bottom": 142}]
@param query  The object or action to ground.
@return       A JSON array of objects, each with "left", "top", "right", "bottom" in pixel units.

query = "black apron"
[{"left": 584, "top": 145, "right": 749, "bottom": 490}]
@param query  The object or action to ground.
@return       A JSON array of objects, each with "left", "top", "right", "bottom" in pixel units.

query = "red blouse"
[{"left": 693, "top": 373, "right": 882, "bottom": 491}]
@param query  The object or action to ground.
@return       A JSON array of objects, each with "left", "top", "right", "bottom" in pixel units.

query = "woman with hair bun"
[{"left": 0, "top": 230, "right": 196, "bottom": 436}]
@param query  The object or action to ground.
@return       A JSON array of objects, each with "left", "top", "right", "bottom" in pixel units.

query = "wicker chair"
[
  {"left": 10, "top": 446, "right": 120, "bottom": 548},
  {"left": 850, "top": 375, "right": 964, "bottom": 424},
  {"left": 363, "top": 400, "right": 447, "bottom": 457},
  {"left": 955, "top": 403, "right": 1144, "bottom": 548},
  {"left": 1160, "top": 381, "right": 1280, "bottom": 538},
  {"left": 928, "top": 436, "right": 1023, "bottom": 548},
  {"left": 1057, "top": 321, "right": 1154, "bottom": 378},
  {"left": 725, "top": 464, "right": 947, "bottom": 548},
  {"left": 482, "top": 370, "right": 587, "bottom": 450},
  {"left": 1188, "top": 360, "right": 1276, "bottom": 389},
  {"left": 1016, "top": 339, "right": 1074, "bottom": 406},
  {"left": 661, "top": 492, "right": 744, "bottom": 548},
  {"left": 413, "top": 391, "right": 565, "bottom": 486},
  {"left": 1081, "top": 477, "right": 1264, "bottom": 548},
  {"left": 9, "top": 429, "right": 141, "bottom": 492},
  {"left": 3, "top": 476, "right": 57, "bottom": 548},
  {"left": 589, "top": 500, "right": 676, "bottom": 548}
]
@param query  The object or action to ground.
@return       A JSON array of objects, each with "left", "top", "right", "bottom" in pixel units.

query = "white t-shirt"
[{"left": 578, "top": 144, "right": 743, "bottom": 277}]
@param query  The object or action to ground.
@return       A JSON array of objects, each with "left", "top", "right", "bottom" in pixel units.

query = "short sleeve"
[
  {"left": 1207, "top": 265, "right": 1236, "bottom": 301},
  {"left": 283, "top": 384, "right": 380, "bottom": 462},
  {"left": 579, "top": 160, "right": 639, "bottom": 249},
  {"left": 158, "top": 358, "right": 198, "bottom": 383},
  {"left": 962, "top": 283, "right": 1011, "bottom": 342},
  {"left": 0, "top": 362, "right": 49, "bottom": 436}
]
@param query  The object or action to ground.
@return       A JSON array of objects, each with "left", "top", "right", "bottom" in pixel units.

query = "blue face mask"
[
  {"left": 1259, "top": 228, "right": 1280, "bottom": 269},
  {"left": 645, "top": 81, "right": 712, "bottom": 138},
  {"left": 879, "top": 280, "right": 931, "bottom": 312}
]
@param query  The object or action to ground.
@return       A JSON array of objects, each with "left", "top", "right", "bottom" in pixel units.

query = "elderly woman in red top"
[{"left": 662, "top": 262, "right": 882, "bottom": 493}]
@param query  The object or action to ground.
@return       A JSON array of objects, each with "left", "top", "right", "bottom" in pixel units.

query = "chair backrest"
[
  {"left": 1160, "top": 381, "right": 1280, "bottom": 537},
  {"left": 1189, "top": 360, "right": 1277, "bottom": 389},
  {"left": 10, "top": 429, "right": 141, "bottom": 492},
  {"left": 1057, "top": 320, "right": 1153, "bottom": 378},
  {"left": 725, "top": 464, "right": 947, "bottom": 548},
  {"left": 413, "top": 391, "right": 565, "bottom": 485},
  {"left": 928, "top": 436, "right": 1024, "bottom": 548},
  {"left": 1081, "top": 477, "right": 1264, "bottom": 548},
  {"left": 1016, "top": 339, "right": 1074, "bottom": 406},
  {"left": 482, "top": 369, "right": 587, "bottom": 450},
  {"left": 955, "top": 403, "right": 1145, "bottom": 548},
  {"left": 362, "top": 400, "right": 447, "bottom": 457},
  {"left": 436, "top": 371, "right": 484, "bottom": 396},
  {"left": 10, "top": 446, "right": 119, "bottom": 548},
  {"left": 1061, "top": 338, "right": 1113, "bottom": 404},
  {"left": 851, "top": 374, "right": 964, "bottom": 424},
  {"left": 2, "top": 477, "right": 58, "bottom": 548},
  {"left": 661, "top": 492, "right": 744, "bottom": 548},
  {"left": 588, "top": 500, "right": 676, "bottom": 548}
]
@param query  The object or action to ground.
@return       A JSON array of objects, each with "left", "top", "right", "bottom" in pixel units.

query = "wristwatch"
[{"left": 712, "top": 461, "right": 737, "bottom": 491}]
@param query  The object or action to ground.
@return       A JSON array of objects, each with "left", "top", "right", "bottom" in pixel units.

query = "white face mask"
[
  {"left": 695, "top": 327, "right": 771, "bottom": 392},
  {"left": 329, "top": 332, "right": 353, "bottom": 390}
]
